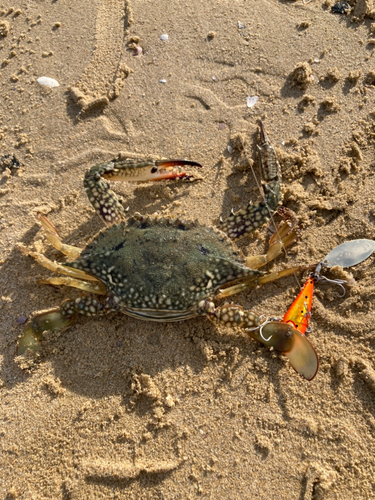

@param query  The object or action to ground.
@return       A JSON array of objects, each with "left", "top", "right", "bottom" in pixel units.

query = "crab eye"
[{"left": 151, "top": 166, "right": 158, "bottom": 173}]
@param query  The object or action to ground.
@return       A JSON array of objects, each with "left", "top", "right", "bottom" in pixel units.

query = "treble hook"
[
  {"left": 246, "top": 316, "right": 286, "bottom": 343},
  {"left": 316, "top": 275, "right": 347, "bottom": 298},
  {"left": 245, "top": 315, "right": 272, "bottom": 341},
  {"left": 259, "top": 320, "right": 273, "bottom": 342}
]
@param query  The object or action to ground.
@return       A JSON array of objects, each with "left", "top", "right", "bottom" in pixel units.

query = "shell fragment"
[
  {"left": 37, "top": 76, "right": 59, "bottom": 88},
  {"left": 246, "top": 96, "right": 259, "bottom": 108}
]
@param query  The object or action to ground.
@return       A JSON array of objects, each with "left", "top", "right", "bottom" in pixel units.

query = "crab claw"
[
  {"left": 101, "top": 159, "right": 202, "bottom": 183},
  {"left": 152, "top": 160, "right": 202, "bottom": 181},
  {"left": 249, "top": 321, "right": 318, "bottom": 381},
  {"left": 17, "top": 308, "right": 74, "bottom": 355}
]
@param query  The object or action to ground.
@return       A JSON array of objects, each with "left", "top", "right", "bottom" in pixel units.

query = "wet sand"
[{"left": 0, "top": 0, "right": 375, "bottom": 498}]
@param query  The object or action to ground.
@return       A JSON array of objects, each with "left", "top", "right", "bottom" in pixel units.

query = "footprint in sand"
[{"left": 69, "top": 0, "right": 134, "bottom": 113}]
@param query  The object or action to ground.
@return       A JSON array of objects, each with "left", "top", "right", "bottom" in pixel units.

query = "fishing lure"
[
  {"left": 251, "top": 238, "right": 375, "bottom": 381},
  {"left": 283, "top": 273, "right": 316, "bottom": 335}
]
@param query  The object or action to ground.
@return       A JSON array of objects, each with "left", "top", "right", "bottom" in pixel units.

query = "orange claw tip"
[
  {"left": 284, "top": 330, "right": 319, "bottom": 381},
  {"left": 155, "top": 160, "right": 202, "bottom": 168},
  {"left": 152, "top": 171, "right": 188, "bottom": 181}
]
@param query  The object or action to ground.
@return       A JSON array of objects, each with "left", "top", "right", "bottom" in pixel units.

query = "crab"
[{"left": 17, "top": 121, "right": 318, "bottom": 380}]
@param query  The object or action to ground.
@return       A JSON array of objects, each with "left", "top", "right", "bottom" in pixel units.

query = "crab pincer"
[
  {"left": 84, "top": 158, "right": 202, "bottom": 225},
  {"left": 99, "top": 158, "right": 202, "bottom": 182},
  {"left": 256, "top": 119, "right": 281, "bottom": 182},
  {"left": 150, "top": 160, "right": 202, "bottom": 181}
]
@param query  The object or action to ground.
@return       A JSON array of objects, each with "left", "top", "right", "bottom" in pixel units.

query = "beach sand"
[{"left": 0, "top": 0, "right": 375, "bottom": 498}]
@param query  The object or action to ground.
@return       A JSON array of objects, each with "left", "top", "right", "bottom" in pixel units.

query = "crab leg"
[
  {"left": 17, "top": 296, "right": 119, "bottom": 355},
  {"left": 217, "top": 212, "right": 303, "bottom": 299},
  {"left": 245, "top": 208, "right": 299, "bottom": 270},
  {"left": 18, "top": 244, "right": 99, "bottom": 281},
  {"left": 84, "top": 158, "right": 202, "bottom": 226},
  {"left": 199, "top": 300, "right": 318, "bottom": 380},
  {"left": 219, "top": 120, "right": 282, "bottom": 240},
  {"left": 38, "top": 276, "right": 107, "bottom": 295},
  {"left": 38, "top": 215, "right": 82, "bottom": 259},
  {"left": 215, "top": 266, "right": 311, "bottom": 300}
]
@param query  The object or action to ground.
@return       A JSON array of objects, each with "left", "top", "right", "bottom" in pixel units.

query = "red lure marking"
[{"left": 283, "top": 275, "right": 317, "bottom": 335}]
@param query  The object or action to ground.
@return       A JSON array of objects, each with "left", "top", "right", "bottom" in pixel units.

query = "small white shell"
[
  {"left": 37, "top": 76, "right": 59, "bottom": 88},
  {"left": 160, "top": 34, "right": 169, "bottom": 41},
  {"left": 227, "top": 145, "right": 233, "bottom": 154},
  {"left": 246, "top": 95, "right": 259, "bottom": 108},
  {"left": 237, "top": 21, "right": 246, "bottom": 29},
  {"left": 159, "top": 79, "right": 167, "bottom": 84}
]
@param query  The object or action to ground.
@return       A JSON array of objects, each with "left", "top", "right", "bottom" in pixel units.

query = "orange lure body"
[{"left": 283, "top": 274, "right": 317, "bottom": 335}]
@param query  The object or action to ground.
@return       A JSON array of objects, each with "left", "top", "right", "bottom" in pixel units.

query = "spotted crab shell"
[{"left": 66, "top": 216, "right": 262, "bottom": 320}]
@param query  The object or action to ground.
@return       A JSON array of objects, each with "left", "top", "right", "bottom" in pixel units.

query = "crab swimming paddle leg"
[
  {"left": 17, "top": 308, "right": 74, "bottom": 355},
  {"left": 17, "top": 296, "right": 119, "bottom": 355}
]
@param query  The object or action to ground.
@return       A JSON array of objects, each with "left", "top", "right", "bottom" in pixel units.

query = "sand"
[{"left": 0, "top": 0, "right": 375, "bottom": 498}]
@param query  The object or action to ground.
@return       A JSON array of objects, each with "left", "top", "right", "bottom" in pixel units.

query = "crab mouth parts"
[{"left": 122, "top": 306, "right": 195, "bottom": 322}]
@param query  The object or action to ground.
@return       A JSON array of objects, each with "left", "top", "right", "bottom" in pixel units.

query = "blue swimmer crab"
[{"left": 17, "top": 121, "right": 318, "bottom": 379}]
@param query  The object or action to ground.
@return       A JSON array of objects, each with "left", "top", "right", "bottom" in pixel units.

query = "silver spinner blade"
[{"left": 323, "top": 239, "right": 375, "bottom": 268}]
